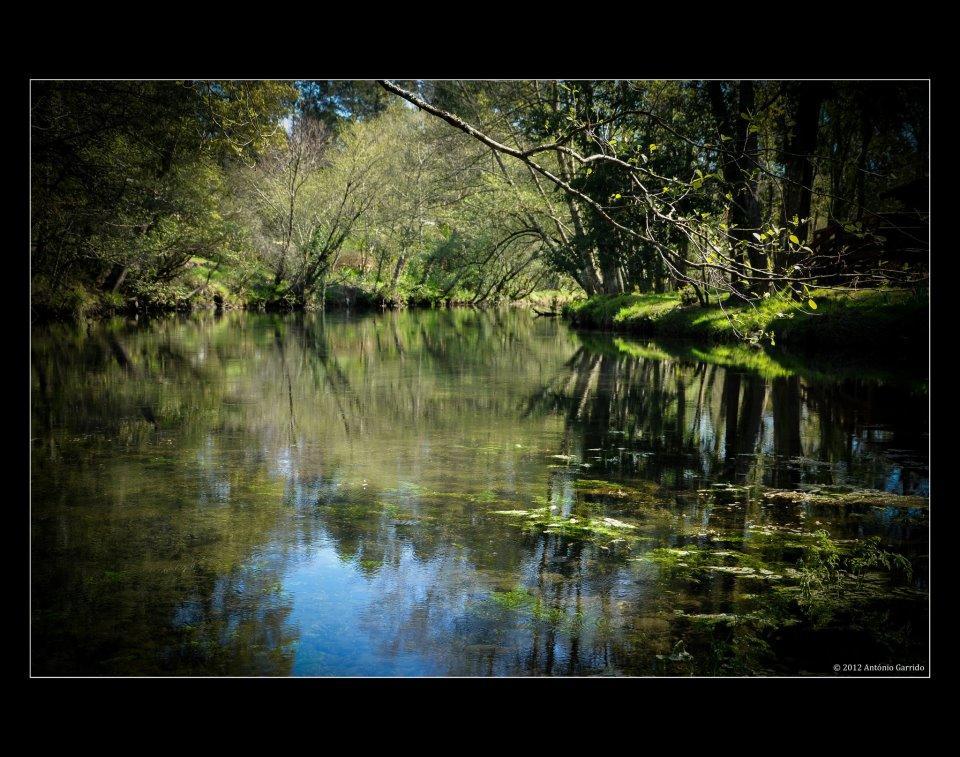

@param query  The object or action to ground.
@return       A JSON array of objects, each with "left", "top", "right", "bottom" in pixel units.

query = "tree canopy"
[{"left": 31, "top": 79, "right": 928, "bottom": 328}]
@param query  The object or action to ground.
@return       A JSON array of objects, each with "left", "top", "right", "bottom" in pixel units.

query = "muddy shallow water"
[{"left": 31, "top": 309, "right": 929, "bottom": 676}]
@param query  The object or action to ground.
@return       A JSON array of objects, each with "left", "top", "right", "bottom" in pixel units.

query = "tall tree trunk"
[
  {"left": 600, "top": 251, "right": 624, "bottom": 294},
  {"left": 708, "top": 81, "right": 768, "bottom": 296},
  {"left": 390, "top": 253, "right": 407, "bottom": 298},
  {"left": 853, "top": 107, "right": 873, "bottom": 221},
  {"left": 778, "top": 83, "right": 827, "bottom": 274},
  {"left": 103, "top": 264, "right": 128, "bottom": 293}
]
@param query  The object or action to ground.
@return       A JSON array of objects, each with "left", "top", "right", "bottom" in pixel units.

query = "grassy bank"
[{"left": 562, "top": 288, "right": 928, "bottom": 354}]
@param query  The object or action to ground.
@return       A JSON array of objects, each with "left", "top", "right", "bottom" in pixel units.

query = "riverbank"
[
  {"left": 562, "top": 287, "right": 928, "bottom": 353},
  {"left": 30, "top": 274, "right": 577, "bottom": 323},
  {"left": 29, "top": 280, "right": 463, "bottom": 321}
]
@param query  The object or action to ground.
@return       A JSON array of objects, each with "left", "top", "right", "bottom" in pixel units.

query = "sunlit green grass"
[{"left": 563, "top": 287, "right": 927, "bottom": 352}]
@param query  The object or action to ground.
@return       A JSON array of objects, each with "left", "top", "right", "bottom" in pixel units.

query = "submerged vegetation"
[
  {"left": 762, "top": 486, "right": 928, "bottom": 509},
  {"left": 484, "top": 473, "right": 925, "bottom": 675},
  {"left": 492, "top": 507, "right": 641, "bottom": 543}
]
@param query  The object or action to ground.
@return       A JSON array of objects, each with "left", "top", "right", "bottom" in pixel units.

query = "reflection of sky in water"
[{"left": 285, "top": 540, "right": 448, "bottom": 676}]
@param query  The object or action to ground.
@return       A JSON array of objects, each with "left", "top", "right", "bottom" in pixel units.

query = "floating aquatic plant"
[
  {"left": 763, "top": 488, "right": 928, "bottom": 509},
  {"left": 491, "top": 507, "right": 640, "bottom": 544}
]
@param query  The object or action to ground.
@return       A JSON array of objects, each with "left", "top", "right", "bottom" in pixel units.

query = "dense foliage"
[{"left": 31, "top": 79, "right": 928, "bottom": 322}]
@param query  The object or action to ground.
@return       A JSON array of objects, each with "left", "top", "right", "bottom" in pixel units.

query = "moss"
[
  {"left": 523, "top": 289, "right": 581, "bottom": 311},
  {"left": 563, "top": 287, "right": 927, "bottom": 356},
  {"left": 563, "top": 292, "right": 681, "bottom": 331},
  {"left": 636, "top": 546, "right": 709, "bottom": 571},
  {"left": 675, "top": 611, "right": 739, "bottom": 628},
  {"left": 702, "top": 565, "right": 783, "bottom": 580},
  {"left": 633, "top": 541, "right": 794, "bottom": 584}
]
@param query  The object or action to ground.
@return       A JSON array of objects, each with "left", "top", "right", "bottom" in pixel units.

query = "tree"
[
  {"left": 707, "top": 80, "right": 769, "bottom": 295},
  {"left": 31, "top": 80, "right": 298, "bottom": 312},
  {"left": 296, "top": 81, "right": 393, "bottom": 127},
  {"left": 32, "top": 79, "right": 927, "bottom": 322},
  {"left": 377, "top": 79, "right": 927, "bottom": 314},
  {"left": 241, "top": 113, "right": 385, "bottom": 307}
]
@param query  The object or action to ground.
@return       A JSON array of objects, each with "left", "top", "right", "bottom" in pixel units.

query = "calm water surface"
[{"left": 31, "top": 309, "right": 928, "bottom": 675}]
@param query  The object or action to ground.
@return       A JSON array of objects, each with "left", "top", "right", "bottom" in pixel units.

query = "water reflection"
[{"left": 31, "top": 310, "right": 928, "bottom": 675}]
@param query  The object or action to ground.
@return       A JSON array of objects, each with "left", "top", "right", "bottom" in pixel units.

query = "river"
[{"left": 31, "top": 309, "right": 929, "bottom": 676}]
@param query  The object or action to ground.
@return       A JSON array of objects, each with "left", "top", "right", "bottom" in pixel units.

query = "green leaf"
[
  {"left": 808, "top": 299, "right": 817, "bottom": 310},
  {"left": 789, "top": 234, "right": 800, "bottom": 245}
]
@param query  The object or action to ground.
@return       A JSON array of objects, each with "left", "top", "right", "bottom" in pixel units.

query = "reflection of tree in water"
[
  {"left": 32, "top": 315, "right": 306, "bottom": 674},
  {"left": 307, "top": 328, "right": 927, "bottom": 675},
  {"left": 526, "top": 335, "right": 927, "bottom": 496},
  {"left": 167, "top": 551, "right": 297, "bottom": 675},
  {"left": 308, "top": 467, "right": 662, "bottom": 675}
]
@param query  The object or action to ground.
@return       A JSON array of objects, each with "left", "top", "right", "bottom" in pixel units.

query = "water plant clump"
[
  {"left": 573, "top": 478, "right": 669, "bottom": 517},
  {"left": 490, "top": 507, "right": 640, "bottom": 544},
  {"left": 793, "top": 531, "right": 914, "bottom": 607},
  {"left": 630, "top": 528, "right": 924, "bottom": 674},
  {"left": 485, "top": 587, "right": 568, "bottom": 625},
  {"left": 762, "top": 488, "right": 928, "bottom": 509},
  {"left": 575, "top": 478, "right": 658, "bottom": 501}
]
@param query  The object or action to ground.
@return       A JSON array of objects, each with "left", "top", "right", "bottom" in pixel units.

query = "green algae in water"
[
  {"left": 481, "top": 587, "right": 568, "bottom": 626},
  {"left": 762, "top": 488, "right": 928, "bottom": 509},
  {"left": 491, "top": 507, "right": 640, "bottom": 544}
]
